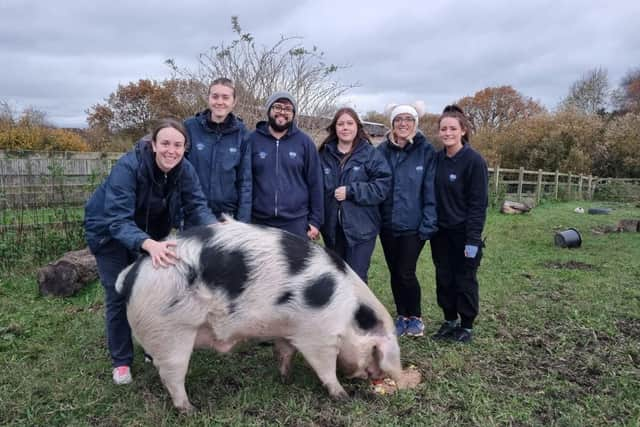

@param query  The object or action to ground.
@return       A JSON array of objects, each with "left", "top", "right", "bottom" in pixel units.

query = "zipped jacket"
[
  {"left": 84, "top": 140, "right": 216, "bottom": 254},
  {"left": 249, "top": 121, "right": 323, "bottom": 228},
  {"left": 320, "top": 139, "right": 391, "bottom": 246},
  {"left": 377, "top": 131, "right": 438, "bottom": 240},
  {"left": 184, "top": 110, "right": 251, "bottom": 222}
]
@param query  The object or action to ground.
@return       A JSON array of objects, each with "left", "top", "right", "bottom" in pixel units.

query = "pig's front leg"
[
  {"left": 295, "top": 339, "right": 347, "bottom": 399},
  {"left": 273, "top": 338, "right": 296, "bottom": 382}
]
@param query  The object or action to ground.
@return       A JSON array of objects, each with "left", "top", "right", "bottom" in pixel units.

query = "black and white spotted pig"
[{"left": 115, "top": 218, "right": 403, "bottom": 413}]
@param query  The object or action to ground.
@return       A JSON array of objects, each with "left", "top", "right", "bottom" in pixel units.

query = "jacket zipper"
[{"left": 275, "top": 139, "right": 280, "bottom": 217}]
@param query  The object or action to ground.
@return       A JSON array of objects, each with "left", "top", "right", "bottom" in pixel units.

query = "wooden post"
[
  {"left": 568, "top": 172, "right": 573, "bottom": 200},
  {"left": 536, "top": 169, "right": 543, "bottom": 203},
  {"left": 517, "top": 167, "right": 524, "bottom": 201},
  {"left": 494, "top": 165, "right": 500, "bottom": 204},
  {"left": 554, "top": 170, "right": 560, "bottom": 200},
  {"left": 587, "top": 175, "right": 593, "bottom": 200},
  {"left": 578, "top": 175, "right": 584, "bottom": 200}
]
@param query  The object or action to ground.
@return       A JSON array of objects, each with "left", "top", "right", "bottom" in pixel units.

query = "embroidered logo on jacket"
[
  {"left": 259, "top": 151, "right": 267, "bottom": 159},
  {"left": 196, "top": 143, "right": 205, "bottom": 151},
  {"left": 229, "top": 147, "right": 237, "bottom": 153},
  {"left": 289, "top": 152, "right": 297, "bottom": 159},
  {"left": 353, "top": 166, "right": 361, "bottom": 171},
  {"left": 324, "top": 167, "right": 331, "bottom": 175},
  {"left": 449, "top": 174, "right": 457, "bottom": 182},
  {"left": 416, "top": 166, "right": 424, "bottom": 172}
]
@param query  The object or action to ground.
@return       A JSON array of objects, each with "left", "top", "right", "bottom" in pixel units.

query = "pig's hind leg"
[
  {"left": 294, "top": 338, "right": 348, "bottom": 399},
  {"left": 153, "top": 329, "right": 198, "bottom": 414}
]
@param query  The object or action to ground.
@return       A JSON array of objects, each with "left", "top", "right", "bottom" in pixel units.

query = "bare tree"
[
  {"left": 166, "top": 16, "right": 357, "bottom": 123},
  {"left": 561, "top": 67, "right": 610, "bottom": 114}
]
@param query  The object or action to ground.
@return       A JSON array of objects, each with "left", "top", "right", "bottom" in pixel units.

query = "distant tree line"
[
  {"left": 2, "top": 17, "right": 639, "bottom": 178},
  {"left": 0, "top": 101, "right": 89, "bottom": 151}
]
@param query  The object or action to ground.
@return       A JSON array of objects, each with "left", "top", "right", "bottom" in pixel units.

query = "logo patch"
[
  {"left": 416, "top": 166, "right": 424, "bottom": 172},
  {"left": 289, "top": 152, "right": 297, "bottom": 159},
  {"left": 324, "top": 167, "right": 331, "bottom": 175},
  {"left": 259, "top": 151, "right": 267, "bottom": 159},
  {"left": 229, "top": 147, "right": 237, "bottom": 153},
  {"left": 196, "top": 143, "right": 205, "bottom": 151},
  {"left": 449, "top": 173, "right": 457, "bottom": 182},
  {"left": 353, "top": 166, "right": 361, "bottom": 171}
]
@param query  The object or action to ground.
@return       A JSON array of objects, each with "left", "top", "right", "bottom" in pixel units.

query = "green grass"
[{"left": 1, "top": 201, "right": 639, "bottom": 425}]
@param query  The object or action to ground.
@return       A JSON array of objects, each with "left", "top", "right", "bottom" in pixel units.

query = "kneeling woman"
[
  {"left": 84, "top": 118, "right": 217, "bottom": 384},
  {"left": 319, "top": 108, "right": 391, "bottom": 283},
  {"left": 430, "top": 105, "right": 488, "bottom": 343}
]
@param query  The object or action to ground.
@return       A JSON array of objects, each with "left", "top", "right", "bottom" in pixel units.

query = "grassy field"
[{"left": 1, "top": 201, "right": 639, "bottom": 426}]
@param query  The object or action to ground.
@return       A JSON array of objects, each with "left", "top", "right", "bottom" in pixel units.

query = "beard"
[{"left": 268, "top": 115, "right": 292, "bottom": 133}]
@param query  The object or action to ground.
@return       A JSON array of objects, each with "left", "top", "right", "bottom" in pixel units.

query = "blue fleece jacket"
[
  {"left": 377, "top": 131, "right": 438, "bottom": 240},
  {"left": 249, "top": 121, "right": 323, "bottom": 229},
  {"left": 320, "top": 138, "right": 391, "bottom": 246},
  {"left": 434, "top": 143, "right": 488, "bottom": 246},
  {"left": 84, "top": 140, "right": 216, "bottom": 254},
  {"left": 184, "top": 110, "right": 251, "bottom": 222}
]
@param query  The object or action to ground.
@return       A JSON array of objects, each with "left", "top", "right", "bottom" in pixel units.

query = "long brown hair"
[{"left": 319, "top": 108, "right": 370, "bottom": 165}]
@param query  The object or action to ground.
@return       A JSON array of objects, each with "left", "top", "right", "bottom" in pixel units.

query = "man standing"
[{"left": 249, "top": 91, "right": 323, "bottom": 239}]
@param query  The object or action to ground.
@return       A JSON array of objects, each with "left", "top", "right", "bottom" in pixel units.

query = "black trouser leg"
[
  {"left": 380, "top": 230, "right": 425, "bottom": 318},
  {"left": 430, "top": 230, "right": 458, "bottom": 322},
  {"left": 433, "top": 228, "right": 481, "bottom": 329}
]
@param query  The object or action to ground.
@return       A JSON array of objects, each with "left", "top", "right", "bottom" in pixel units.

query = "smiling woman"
[
  {"left": 377, "top": 102, "right": 437, "bottom": 338},
  {"left": 83, "top": 117, "right": 217, "bottom": 386}
]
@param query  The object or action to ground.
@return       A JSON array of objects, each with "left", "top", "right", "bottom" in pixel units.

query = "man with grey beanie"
[{"left": 249, "top": 91, "right": 324, "bottom": 239}]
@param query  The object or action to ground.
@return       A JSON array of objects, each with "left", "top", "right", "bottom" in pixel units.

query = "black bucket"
[{"left": 554, "top": 228, "right": 582, "bottom": 248}]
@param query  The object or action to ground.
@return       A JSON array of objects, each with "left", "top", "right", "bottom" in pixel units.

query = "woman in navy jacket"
[
  {"left": 377, "top": 103, "right": 438, "bottom": 338},
  {"left": 184, "top": 78, "right": 251, "bottom": 222},
  {"left": 84, "top": 118, "right": 216, "bottom": 385},
  {"left": 430, "top": 105, "right": 488, "bottom": 344},
  {"left": 319, "top": 107, "right": 391, "bottom": 283}
]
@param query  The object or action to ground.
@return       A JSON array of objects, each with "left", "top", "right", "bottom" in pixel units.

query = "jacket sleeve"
[
  {"left": 235, "top": 132, "right": 252, "bottom": 223},
  {"left": 465, "top": 153, "right": 488, "bottom": 246},
  {"left": 181, "top": 160, "right": 218, "bottom": 227},
  {"left": 105, "top": 156, "right": 151, "bottom": 252},
  {"left": 305, "top": 138, "right": 324, "bottom": 229},
  {"left": 347, "top": 148, "right": 392, "bottom": 206},
  {"left": 419, "top": 147, "right": 438, "bottom": 240}
]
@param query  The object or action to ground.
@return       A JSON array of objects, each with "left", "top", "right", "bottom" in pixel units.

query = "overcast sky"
[{"left": 1, "top": 0, "right": 639, "bottom": 128}]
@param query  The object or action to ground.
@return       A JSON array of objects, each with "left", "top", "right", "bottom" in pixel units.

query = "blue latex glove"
[{"left": 464, "top": 245, "right": 478, "bottom": 258}]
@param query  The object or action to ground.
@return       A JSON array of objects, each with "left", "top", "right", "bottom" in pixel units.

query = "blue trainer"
[
  {"left": 405, "top": 317, "right": 425, "bottom": 337},
  {"left": 395, "top": 316, "right": 408, "bottom": 337}
]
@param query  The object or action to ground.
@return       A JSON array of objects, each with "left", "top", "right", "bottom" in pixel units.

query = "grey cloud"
[{"left": 1, "top": 0, "right": 639, "bottom": 127}]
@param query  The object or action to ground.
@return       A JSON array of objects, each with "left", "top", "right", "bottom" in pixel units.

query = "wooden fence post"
[
  {"left": 494, "top": 165, "right": 500, "bottom": 204},
  {"left": 517, "top": 167, "right": 524, "bottom": 201},
  {"left": 554, "top": 170, "right": 560, "bottom": 200},
  {"left": 578, "top": 175, "right": 584, "bottom": 200},
  {"left": 536, "top": 169, "right": 543, "bottom": 203},
  {"left": 568, "top": 172, "right": 573, "bottom": 200},
  {"left": 587, "top": 175, "right": 593, "bottom": 199}
]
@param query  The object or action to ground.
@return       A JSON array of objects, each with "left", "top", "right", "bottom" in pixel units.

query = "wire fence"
[{"left": 1, "top": 149, "right": 639, "bottom": 271}]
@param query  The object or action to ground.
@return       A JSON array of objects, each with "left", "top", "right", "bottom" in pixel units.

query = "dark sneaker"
[
  {"left": 395, "top": 316, "right": 408, "bottom": 337},
  {"left": 431, "top": 321, "right": 459, "bottom": 340},
  {"left": 450, "top": 327, "right": 473, "bottom": 344},
  {"left": 405, "top": 317, "right": 425, "bottom": 337}
]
